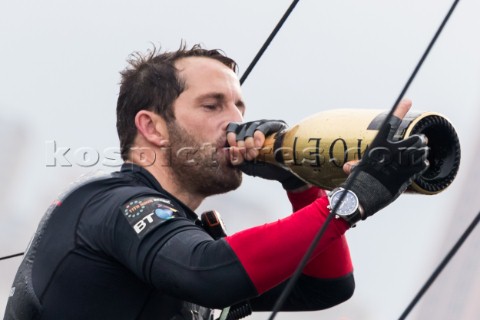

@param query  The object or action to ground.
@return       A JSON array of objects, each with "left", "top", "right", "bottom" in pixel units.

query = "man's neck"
[{"left": 136, "top": 161, "right": 204, "bottom": 211}]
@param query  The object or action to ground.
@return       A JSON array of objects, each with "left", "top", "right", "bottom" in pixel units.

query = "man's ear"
[{"left": 134, "top": 110, "right": 169, "bottom": 147}]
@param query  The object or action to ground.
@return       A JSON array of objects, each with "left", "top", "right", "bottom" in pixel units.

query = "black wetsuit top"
[{"left": 4, "top": 163, "right": 354, "bottom": 320}]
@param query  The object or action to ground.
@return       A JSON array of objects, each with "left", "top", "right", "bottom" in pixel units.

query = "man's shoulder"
[
  {"left": 55, "top": 169, "right": 178, "bottom": 221},
  {"left": 70, "top": 170, "right": 189, "bottom": 240},
  {"left": 65, "top": 169, "right": 166, "bottom": 202}
]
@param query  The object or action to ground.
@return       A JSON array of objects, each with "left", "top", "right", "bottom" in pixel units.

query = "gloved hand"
[
  {"left": 226, "top": 120, "right": 308, "bottom": 191},
  {"left": 344, "top": 116, "right": 430, "bottom": 219}
]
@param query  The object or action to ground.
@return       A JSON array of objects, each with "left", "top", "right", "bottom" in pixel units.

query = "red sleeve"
[
  {"left": 287, "top": 187, "right": 327, "bottom": 211},
  {"left": 225, "top": 196, "right": 349, "bottom": 294},
  {"left": 288, "top": 187, "right": 353, "bottom": 279}
]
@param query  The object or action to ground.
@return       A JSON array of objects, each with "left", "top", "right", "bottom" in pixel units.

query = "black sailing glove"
[
  {"left": 226, "top": 120, "right": 307, "bottom": 191},
  {"left": 344, "top": 116, "right": 430, "bottom": 219}
]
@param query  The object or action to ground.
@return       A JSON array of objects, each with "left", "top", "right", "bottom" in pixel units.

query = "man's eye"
[{"left": 203, "top": 104, "right": 218, "bottom": 110}]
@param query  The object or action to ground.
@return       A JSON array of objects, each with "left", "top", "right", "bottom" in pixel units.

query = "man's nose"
[{"left": 222, "top": 105, "right": 244, "bottom": 129}]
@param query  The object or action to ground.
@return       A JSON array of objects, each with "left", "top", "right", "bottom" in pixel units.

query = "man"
[{"left": 4, "top": 44, "right": 428, "bottom": 320}]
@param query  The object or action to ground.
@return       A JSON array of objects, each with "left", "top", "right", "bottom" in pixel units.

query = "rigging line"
[
  {"left": 0, "top": 252, "right": 24, "bottom": 261},
  {"left": 0, "top": 1, "right": 302, "bottom": 265},
  {"left": 398, "top": 210, "right": 480, "bottom": 320},
  {"left": 267, "top": 0, "right": 460, "bottom": 319},
  {"left": 240, "top": 0, "right": 300, "bottom": 85},
  {"left": 367, "top": 0, "right": 460, "bottom": 150}
]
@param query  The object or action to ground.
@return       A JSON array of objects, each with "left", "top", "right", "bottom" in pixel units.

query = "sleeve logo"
[{"left": 121, "top": 197, "right": 180, "bottom": 238}]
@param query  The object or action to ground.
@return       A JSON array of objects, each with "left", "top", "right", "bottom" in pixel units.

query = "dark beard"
[{"left": 166, "top": 121, "right": 242, "bottom": 197}]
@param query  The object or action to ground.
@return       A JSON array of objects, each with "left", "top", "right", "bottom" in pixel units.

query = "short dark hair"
[{"left": 116, "top": 43, "right": 238, "bottom": 160}]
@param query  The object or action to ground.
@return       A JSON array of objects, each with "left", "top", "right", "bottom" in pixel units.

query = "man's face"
[{"left": 166, "top": 57, "right": 245, "bottom": 197}]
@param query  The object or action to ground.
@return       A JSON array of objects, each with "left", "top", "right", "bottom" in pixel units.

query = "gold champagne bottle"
[{"left": 258, "top": 109, "right": 461, "bottom": 194}]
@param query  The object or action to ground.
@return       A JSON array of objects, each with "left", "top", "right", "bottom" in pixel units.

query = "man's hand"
[
  {"left": 226, "top": 120, "right": 308, "bottom": 191},
  {"left": 343, "top": 99, "right": 412, "bottom": 175},
  {"left": 226, "top": 120, "right": 284, "bottom": 164},
  {"left": 343, "top": 99, "right": 430, "bottom": 220}
]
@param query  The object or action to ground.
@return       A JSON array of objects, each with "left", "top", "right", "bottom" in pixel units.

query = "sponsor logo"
[{"left": 121, "top": 197, "right": 180, "bottom": 238}]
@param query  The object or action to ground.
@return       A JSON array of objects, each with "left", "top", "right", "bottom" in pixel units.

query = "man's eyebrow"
[{"left": 196, "top": 93, "right": 225, "bottom": 101}]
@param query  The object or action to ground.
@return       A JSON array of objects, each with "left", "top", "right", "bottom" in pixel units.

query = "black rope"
[
  {"left": 239, "top": 0, "right": 300, "bottom": 85},
  {"left": 0, "top": 252, "right": 24, "bottom": 261},
  {"left": 267, "top": 0, "right": 460, "bottom": 319},
  {"left": 398, "top": 210, "right": 480, "bottom": 320},
  {"left": 369, "top": 0, "right": 461, "bottom": 148}
]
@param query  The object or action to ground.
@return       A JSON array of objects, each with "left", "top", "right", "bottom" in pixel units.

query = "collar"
[{"left": 121, "top": 162, "right": 164, "bottom": 192}]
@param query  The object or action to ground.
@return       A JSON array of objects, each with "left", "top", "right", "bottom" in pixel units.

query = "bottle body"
[{"left": 258, "top": 109, "right": 461, "bottom": 195}]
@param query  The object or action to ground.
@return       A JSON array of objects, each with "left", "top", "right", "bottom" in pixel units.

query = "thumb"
[{"left": 343, "top": 160, "right": 360, "bottom": 175}]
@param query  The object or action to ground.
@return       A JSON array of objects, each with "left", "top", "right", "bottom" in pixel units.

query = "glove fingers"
[
  {"left": 236, "top": 125, "right": 248, "bottom": 141},
  {"left": 227, "top": 120, "right": 287, "bottom": 141},
  {"left": 387, "top": 116, "right": 402, "bottom": 140},
  {"left": 244, "top": 121, "right": 263, "bottom": 138},
  {"left": 226, "top": 122, "right": 241, "bottom": 134},
  {"left": 401, "top": 146, "right": 429, "bottom": 170},
  {"left": 396, "top": 133, "right": 427, "bottom": 149},
  {"left": 255, "top": 120, "right": 287, "bottom": 137},
  {"left": 398, "top": 134, "right": 429, "bottom": 167},
  {"left": 228, "top": 121, "right": 260, "bottom": 141},
  {"left": 373, "top": 115, "right": 403, "bottom": 145}
]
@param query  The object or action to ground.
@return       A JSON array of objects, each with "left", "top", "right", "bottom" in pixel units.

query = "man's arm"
[
  {"left": 249, "top": 187, "right": 355, "bottom": 311},
  {"left": 101, "top": 191, "right": 348, "bottom": 310},
  {"left": 288, "top": 187, "right": 353, "bottom": 280}
]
